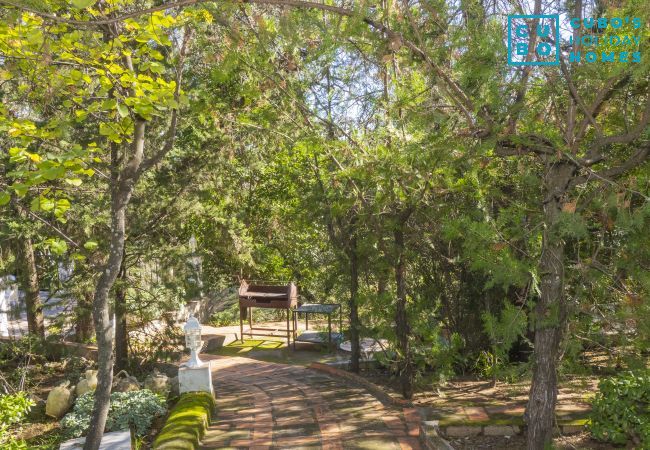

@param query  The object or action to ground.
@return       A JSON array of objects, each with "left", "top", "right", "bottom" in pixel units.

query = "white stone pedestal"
[
  {"left": 0, "top": 287, "right": 8, "bottom": 337},
  {"left": 178, "top": 360, "right": 214, "bottom": 395}
]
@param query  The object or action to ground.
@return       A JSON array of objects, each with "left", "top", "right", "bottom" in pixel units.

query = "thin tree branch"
[
  {"left": 559, "top": 55, "right": 603, "bottom": 139},
  {"left": 569, "top": 142, "right": 650, "bottom": 195},
  {"left": 578, "top": 97, "right": 650, "bottom": 166},
  {"left": 26, "top": 210, "right": 80, "bottom": 248},
  {"left": 494, "top": 134, "right": 555, "bottom": 156},
  {"left": 573, "top": 73, "right": 629, "bottom": 146}
]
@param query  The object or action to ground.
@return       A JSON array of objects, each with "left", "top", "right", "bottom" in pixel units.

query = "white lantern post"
[
  {"left": 178, "top": 313, "right": 213, "bottom": 396},
  {"left": 183, "top": 314, "right": 203, "bottom": 368}
]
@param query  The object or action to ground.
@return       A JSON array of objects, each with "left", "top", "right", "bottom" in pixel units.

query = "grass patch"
[
  {"left": 558, "top": 418, "right": 590, "bottom": 426},
  {"left": 153, "top": 392, "right": 215, "bottom": 450},
  {"left": 439, "top": 417, "right": 526, "bottom": 427},
  {"left": 213, "top": 339, "right": 285, "bottom": 356}
]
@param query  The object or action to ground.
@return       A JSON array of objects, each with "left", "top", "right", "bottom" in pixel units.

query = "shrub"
[
  {"left": 0, "top": 336, "right": 46, "bottom": 364},
  {"left": 480, "top": 301, "right": 528, "bottom": 380},
  {"left": 153, "top": 392, "right": 215, "bottom": 450},
  {"left": 128, "top": 324, "right": 184, "bottom": 376},
  {"left": 590, "top": 370, "right": 650, "bottom": 447},
  {"left": 61, "top": 390, "right": 166, "bottom": 438},
  {"left": 0, "top": 391, "right": 34, "bottom": 446},
  {"left": 210, "top": 303, "right": 239, "bottom": 327}
]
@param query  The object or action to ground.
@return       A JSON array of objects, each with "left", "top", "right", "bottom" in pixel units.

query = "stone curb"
[
  {"left": 307, "top": 362, "right": 413, "bottom": 408},
  {"left": 419, "top": 421, "right": 456, "bottom": 450},
  {"left": 435, "top": 423, "right": 586, "bottom": 438}
]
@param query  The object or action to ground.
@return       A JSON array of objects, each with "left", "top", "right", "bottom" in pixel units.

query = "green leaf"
[
  {"left": 54, "top": 198, "right": 71, "bottom": 217},
  {"left": 117, "top": 103, "right": 129, "bottom": 118},
  {"left": 44, "top": 238, "right": 68, "bottom": 255},
  {"left": 71, "top": 0, "right": 96, "bottom": 9},
  {"left": 71, "top": 252, "right": 86, "bottom": 261},
  {"left": 12, "top": 183, "right": 29, "bottom": 197},
  {"left": 65, "top": 178, "right": 83, "bottom": 186},
  {"left": 41, "top": 165, "right": 66, "bottom": 181},
  {"left": 0, "top": 192, "right": 10, "bottom": 206},
  {"left": 31, "top": 196, "right": 55, "bottom": 212},
  {"left": 83, "top": 241, "right": 98, "bottom": 251}
]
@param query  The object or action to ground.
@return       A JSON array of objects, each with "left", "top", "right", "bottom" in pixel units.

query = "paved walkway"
[{"left": 200, "top": 355, "right": 421, "bottom": 449}]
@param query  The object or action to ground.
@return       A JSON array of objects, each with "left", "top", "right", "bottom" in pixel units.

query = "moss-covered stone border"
[
  {"left": 425, "top": 418, "right": 589, "bottom": 441},
  {"left": 153, "top": 392, "right": 216, "bottom": 450}
]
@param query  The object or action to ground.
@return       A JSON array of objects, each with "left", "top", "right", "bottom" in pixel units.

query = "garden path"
[{"left": 199, "top": 354, "right": 421, "bottom": 450}]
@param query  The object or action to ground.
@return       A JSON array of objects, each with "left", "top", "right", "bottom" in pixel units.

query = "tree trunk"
[
  {"left": 525, "top": 163, "right": 574, "bottom": 449},
  {"left": 348, "top": 233, "right": 361, "bottom": 373},
  {"left": 114, "top": 261, "right": 128, "bottom": 372},
  {"left": 394, "top": 227, "right": 413, "bottom": 399},
  {"left": 84, "top": 119, "right": 146, "bottom": 450},
  {"left": 75, "top": 290, "right": 94, "bottom": 342},
  {"left": 16, "top": 236, "right": 44, "bottom": 338}
]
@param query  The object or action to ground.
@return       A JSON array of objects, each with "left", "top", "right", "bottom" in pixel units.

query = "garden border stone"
[
  {"left": 153, "top": 391, "right": 216, "bottom": 450},
  {"left": 59, "top": 430, "right": 131, "bottom": 450}
]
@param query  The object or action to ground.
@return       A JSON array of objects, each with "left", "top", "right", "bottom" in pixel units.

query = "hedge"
[
  {"left": 153, "top": 392, "right": 216, "bottom": 450},
  {"left": 589, "top": 370, "right": 650, "bottom": 447}
]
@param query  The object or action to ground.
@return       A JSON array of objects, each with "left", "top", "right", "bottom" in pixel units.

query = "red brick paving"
[
  {"left": 463, "top": 406, "right": 490, "bottom": 422},
  {"left": 199, "top": 354, "right": 420, "bottom": 449}
]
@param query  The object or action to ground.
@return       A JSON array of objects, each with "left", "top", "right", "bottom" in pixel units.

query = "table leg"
[
  {"left": 292, "top": 309, "right": 296, "bottom": 350},
  {"left": 286, "top": 308, "right": 291, "bottom": 349},
  {"left": 328, "top": 313, "right": 332, "bottom": 351},
  {"left": 239, "top": 306, "right": 244, "bottom": 343},
  {"left": 248, "top": 308, "right": 253, "bottom": 338},
  {"left": 305, "top": 312, "right": 309, "bottom": 330}
]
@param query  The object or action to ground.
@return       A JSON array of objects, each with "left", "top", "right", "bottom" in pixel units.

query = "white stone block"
[
  {"left": 179, "top": 361, "right": 214, "bottom": 395},
  {"left": 0, "top": 288, "right": 8, "bottom": 337},
  {"left": 59, "top": 430, "right": 132, "bottom": 450}
]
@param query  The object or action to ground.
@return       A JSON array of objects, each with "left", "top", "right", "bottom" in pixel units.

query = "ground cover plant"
[{"left": 61, "top": 390, "right": 166, "bottom": 438}]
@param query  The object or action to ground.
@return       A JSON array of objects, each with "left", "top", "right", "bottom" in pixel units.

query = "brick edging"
[{"left": 307, "top": 362, "right": 413, "bottom": 408}]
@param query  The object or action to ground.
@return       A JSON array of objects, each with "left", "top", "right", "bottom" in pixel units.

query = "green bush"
[
  {"left": 480, "top": 301, "right": 528, "bottom": 381},
  {"left": 0, "top": 336, "right": 46, "bottom": 364},
  {"left": 590, "top": 370, "right": 650, "bottom": 447},
  {"left": 0, "top": 391, "right": 34, "bottom": 445},
  {"left": 153, "top": 392, "right": 215, "bottom": 450},
  {"left": 61, "top": 390, "right": 166, "bottom": 438},
  {"left": 210, "top": 303, "right": 239, "bottom": 327}
]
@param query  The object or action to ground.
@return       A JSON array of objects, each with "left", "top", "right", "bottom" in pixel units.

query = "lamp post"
[{"left": 183, "top": 314, "right": 203, "bottom": 368}]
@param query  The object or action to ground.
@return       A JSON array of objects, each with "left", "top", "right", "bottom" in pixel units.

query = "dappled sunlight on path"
[{"left": 199, "top": 354, "right": 421, "bottom": 449}]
